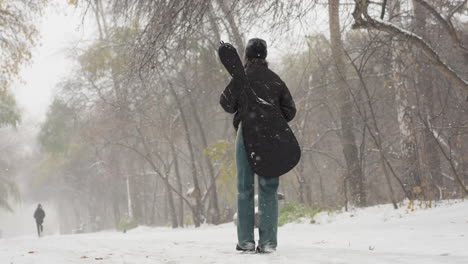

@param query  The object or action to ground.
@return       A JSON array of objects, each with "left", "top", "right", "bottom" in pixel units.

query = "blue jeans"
[{"left": 236, "top": 124, "right": 279, "bottom": 249}]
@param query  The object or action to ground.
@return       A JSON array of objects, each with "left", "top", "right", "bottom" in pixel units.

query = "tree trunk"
[
  {"left": 150, "top": 176, "right": 158, "bottom": 225},
  {"left": 183, "top": 81, "right": 220, "bottom": 224},
  {"left": 412, "top": 0, "right": 442, "bottom": 200},
  {"left": 169, "top": 141, "right": 184, "bottom": 227},
  {"left": 295, "top": 159, "right": 306, "bottom": 204},
  {"left": 391, "top": 1, "right": 422, "bottom": 200},
  {"left": 164, "top": 177, "right": 179, "bottom": 228},
  {"left": 328, "top": 0, "right": 366, "bottom": 206},
  {"left": 127, "top": 158, "right": 144, "bottom": 223},
  {"left": 462, "top": 135, "right": 468, "bottom": 195},
  {"left": 108, "top": 150, "right": 122, "bottom": 226},
  {"left": 312, "top": 160, "right": 325, "bottom": 206},
  {"left": 168, "top": 83, "right": 203, "bottom": 227},
  {"left": 125, "top": 175, "right": 134, "bottom": 220}
]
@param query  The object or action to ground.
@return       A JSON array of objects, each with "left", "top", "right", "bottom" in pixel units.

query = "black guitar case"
[{"left": 218, "top": 42, "right": 301, "bottom": 178}]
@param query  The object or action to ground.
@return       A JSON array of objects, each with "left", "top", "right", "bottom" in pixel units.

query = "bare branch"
[
  {"left": 380, "top": 0, "right": 388, "bottom": 19},
  {"left": 448, "top": 0, "right": 468, "bottom": 20},
  {"left": 351, "top": 1, "right": 468, "bottom": 94},
  {"left": 413, "top": 0, "right": 468, "bottom": 53}
]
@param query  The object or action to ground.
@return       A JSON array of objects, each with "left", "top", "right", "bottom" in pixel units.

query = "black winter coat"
[
  {"left": 220, "top": 62, "right": 300, "bottom": 178},
  {"left": 34, "top": 208, "right": 45, "bottom": 223},
  {"left": 220, "top": 64, "right": 296, "bottom": 130}
]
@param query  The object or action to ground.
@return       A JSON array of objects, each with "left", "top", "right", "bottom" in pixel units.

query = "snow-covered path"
[{"left": 1, "top": 200, "right": 467, "bottom": 264}]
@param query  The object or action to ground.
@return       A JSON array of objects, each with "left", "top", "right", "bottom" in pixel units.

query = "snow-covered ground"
[{"left": 1, "top": 200, "right": 467, "bottom": 264}]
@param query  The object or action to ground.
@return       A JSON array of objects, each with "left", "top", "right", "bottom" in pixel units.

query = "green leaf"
[{"left": 0, "top": 90, "right": 21, "bottom": 128}]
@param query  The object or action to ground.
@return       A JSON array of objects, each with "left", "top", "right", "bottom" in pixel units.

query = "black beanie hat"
[{"left": 245, "top": 38, "right": 267, "bottom": 59}]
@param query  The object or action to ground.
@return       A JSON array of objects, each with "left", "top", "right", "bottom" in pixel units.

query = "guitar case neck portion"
[{"left": 218, "top": 42, "right": 301, "bottom": 178}]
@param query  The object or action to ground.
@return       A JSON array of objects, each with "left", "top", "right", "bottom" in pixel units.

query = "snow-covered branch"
[
  {"left": 351, "top": 0, "right": 468, "bottom": 94},
  {"left": 413, "top": 0, "right": 468, "bottom": 54}
]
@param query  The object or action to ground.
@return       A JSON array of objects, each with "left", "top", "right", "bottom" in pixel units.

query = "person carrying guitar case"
[{"left": 219, "top": 38, "right": 298, "bottom": 253}]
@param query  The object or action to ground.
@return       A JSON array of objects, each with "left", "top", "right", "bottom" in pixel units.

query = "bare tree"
[{"left": 328, "top": 0, "right": 367, "bottom": 206}]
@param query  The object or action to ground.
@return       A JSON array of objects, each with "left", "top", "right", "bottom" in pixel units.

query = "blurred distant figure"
[{"left": 33, "top": 204, "right": 45, "bottom": 237}]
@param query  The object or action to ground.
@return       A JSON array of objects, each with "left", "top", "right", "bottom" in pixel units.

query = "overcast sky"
[{"left": 13, "top": 3, "right": 89, "bottom": 123}]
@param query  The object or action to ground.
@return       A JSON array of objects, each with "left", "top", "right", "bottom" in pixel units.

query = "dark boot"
[
  {"left": 236, "top": 242, "right": 255, "bottom": 252},
  {"left": 256, "top": 244, "right": 276, "bottom": 254}
]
